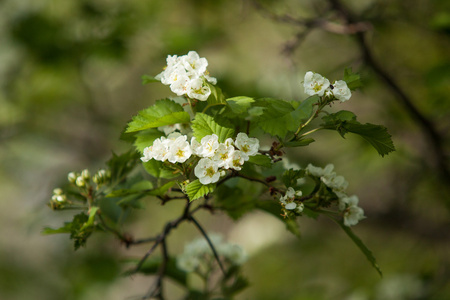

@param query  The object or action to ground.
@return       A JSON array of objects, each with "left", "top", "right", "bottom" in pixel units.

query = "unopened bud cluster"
[
  {"left": 141, "top": 132, "right": 260, "bottom": 185},
  {"left": 49, "top": 188, "right": 68, "bottom": 209},
  {"left": 68, "top": 169, "right": 110, "bottom": 188}
]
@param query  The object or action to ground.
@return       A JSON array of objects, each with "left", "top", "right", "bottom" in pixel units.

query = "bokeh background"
[{"left": 0, "top": 0, "right": 449, "bottom": 299}]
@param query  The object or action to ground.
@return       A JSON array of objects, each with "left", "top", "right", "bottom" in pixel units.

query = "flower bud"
[
  {"left": 76, "top": 176, "right": 85, "bottom": 187},
  {"left": 53, "top": 188, "right": 63, "bottom": 195},
  {"left": 68, "top": 172, "right": 77, "bottom": 183},
  {"left": 81, "top": 169, "right": 90, "bottom": 180}
]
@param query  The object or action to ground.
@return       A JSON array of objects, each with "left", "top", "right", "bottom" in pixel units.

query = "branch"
[
  {"left": 190, "top": 215, "right": 226, "bottom": 276},
  {"left": 327, "top": 0, "right": 450, "bottom": 182}
]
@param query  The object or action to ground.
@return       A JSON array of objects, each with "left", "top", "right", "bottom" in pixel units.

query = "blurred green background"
[{"left": 0, "top": 0, "right": 449, "bottom": 299}]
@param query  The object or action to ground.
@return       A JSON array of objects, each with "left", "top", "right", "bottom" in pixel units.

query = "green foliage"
[
  {"left": 134, "top": 129, "right": 164, "bottom": 153},
  {"left": 343, "top": 68, "right": 362, "bottom": 90},
  {"left": 142, "top": 160, "right": 180, "bottom": 179},
  {"left": 322, "top": 111, "right": 395, "bottom": 157},
  {"left": 256, "top": 200, "right": 300, "bottom": 237},
  {"left": 251, "top": 98, "right": 298, "bottom": 137},
  {"left": 282, "top": 169, "right": 306, "bottom": 188},
  {"left": 185, "top": 179, "right": 216, "bottom": 201},
  {"left": 126, "top": 99, "right": 190, "bottom": 133},
  {"left": 142, "top": 74, "right": 160, "bottom": 85},
  {"left": 191, "top": 113, "right": 235, "bottom": 142},
  {"left": 107, "top": 150, "right": 141, "bottom": 183},
  {"left": 124, "top": 257, "right": 187, "bottom": 286},
  {"left": 247, "top": 154, "right": 272, "bottom": 167},
  {"left": 215, "top": 185, "right": 255, "bottom": 220},
  {"left": 226, "top": 96, "right": 255, "bottom": 115}
]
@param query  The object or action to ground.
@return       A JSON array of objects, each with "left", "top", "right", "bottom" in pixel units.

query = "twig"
[{"left": 189, "top": 216, "right": 226, "bottom": 276}]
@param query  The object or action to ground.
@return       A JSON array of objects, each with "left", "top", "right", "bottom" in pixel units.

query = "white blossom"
[
  {"left": 332, "top": 80, "right": 352, "bottom": 102},
  {"left": 187, "top": 77, "right": 211, "bottom": 101},
  {"left": 182, "top": 51, "right": 208, "bottom": 76},
  {"left": 176, "top": 254, "right": 200, "bottom": 273},
  {"left": 344, "top": 205, "right": 366, "bottom": 226},
  {"left": 234, "top": 133, "right": 259, "bottom": 160},
  {"left": 198, "top": 134, "right": 220, "bottom": 158},
  {"left": 213, "top": 143, "right": 235, "bottom": 169},
  {"left": 218, "top": 243, "right": 248, "bottom": 265},
  {"left": 194, "top": 158, "right": 221, "bottom": 184},
  {"left": 229, "top": 150, "right": 245, "bottom": 171},
  {"left": 166, "top": 135, "right": 192, "bottom": 163},
  {"left": 303, "top": 71, "right": 330, "bottom": 96}
]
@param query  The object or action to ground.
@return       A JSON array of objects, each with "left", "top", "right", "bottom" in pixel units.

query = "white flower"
[
  {"left": 166, "top": 135, "right": 192, "bottom": 163},
  {"left": 204, "top": 73, "right": 217, "bottom": 85},
  {"left": 229, "top": 150, "right": 245, "bottom": 170},
  {"left": 194, "top": 158, "right": 221, "bottom": 184},
  {"left": 190, "top": 137, "right": 203, "bottom": 156},
  {"left": 285, "top": 202, "right": 297, "bottom": 210},
  {"left": 234, "top": 133, "right": 259, "bottom": 160},
  {"left": 141, "top": 146, "right": 154, "bottom": 162},
  {"left": 177, "top": 254, "right": 200, "bottom": 273},
  {"left": 303, "top": 71, "right": 330, "bottom": 96},
  {"left": 182, "top": 51, "right": 208, "bottom": 77},
  {"left": 150, "top": 138, "right": 170, "bottom": 161},
  {"left": 338, "top": 195, "right": 359, "bottom": 211},
  {"left": 332, "top": 80, "right": 352, "bottom": 102},
  {"left": 344, "top": 205, "right": 365, "bottom": 226},
  {"left": 280, "top": 187, "right": 302, "bottom": 211},
  {"left": 187, "top": 77, "right": 211, "bottom": 101},
  {"left": 305, "top": 163, "right": 334, "bottom": 177},
  {"left": 198, "top": 134, "right": 220, "bottom": 158},
  {"left": 213, "top": 143, "right": 235, "bottom": 169},
  {"left": 218, "top": 244, "right": 248, "bottom": 265},
  {"left": 321, "top": 174, "right": 348, "bottom": 192},
  {"left": 296, "top": 202, "right": 304, "bottom": 213}
]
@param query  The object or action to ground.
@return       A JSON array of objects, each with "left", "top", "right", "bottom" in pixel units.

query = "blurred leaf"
[
  {"left": 284, "top": 138, "right": 315, "bottom": 147},
  {"left": 222, "top": 275, "right": 250, "bottom": 297},
  {"left": 256, "top": 200, "right": 300, "bottom": 237},
  {"left": 207, "top": 83, "right": 227, "bottom": 106},
  {"left": 142, "top": 74, "right": 160, "bottom": 84},
  {"left": 134, "top": 129, "right": 164, "bottom": 153},
  {"left": 142, "top": 160, "right": 180, "bottom": 179},
  {"left": 106, "top": 150, "right": 140, "bottom": 183},
  {"left": 335, "top": 219, "right": 383, "bottom": 277},
  {"left": 191, "top": 113, "right": 235, "bottom": 143},
  {"left": 186, "top": 179, "right": 215, "bottom": 201},
  {"left": 343, "top": 68, "right": 362, "bottom": 90},
  {"left": 282, "top": 169, "right": 306, "bottom": 188},
  {"left": 124, "top": 256, "right": 187, "bottom": 286},
  {"left": 126, "top": 99, "right": 190, "bottom": 133},
  {"left": 247, "top": 154, "right": 272, "bottom": 167},
  {"left": 226, "top": 96, "right": 255, "bottom": 115},
  {"left": 215, "top": 185, "right": 255, "bottom": 220}
]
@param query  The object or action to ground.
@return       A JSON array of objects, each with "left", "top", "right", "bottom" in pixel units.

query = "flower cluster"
[
  {"left": 141, "top": 132, "right": 260, "bottom": 185},
  {"left": 303, "top": 71, "right": 352, "bottom": 102},
  {"left": 306, "top": 164, "right": 365, "bottom": 226},
  {"left": 279, "top": 187, "right": 304, "bottom": 214},
  {"left": 177, "top": 235, "right": 248, "bottom": 273},
  {"left": 156, "top": 51, "right": 217, "bottom": 101}
]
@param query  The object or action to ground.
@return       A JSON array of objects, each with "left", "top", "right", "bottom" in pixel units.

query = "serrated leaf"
[
  {"left": 247, "top": 154, "right": 272, "bottom": 167},
  {"left": 343, "top": 122, "right": 395, "bottom": 157},
  {"left": 321, "top": 112, "right": 395, "bottom": 157},
  {"left": 185, "top": 179, "right": 216, "bottom": 201},
  {"left": 191, "top": 113, "right": 235, "bottom": 143},
  {"left": 142, "top": 74, "right": 160, "bottom": 85},
  {"left": 134, "top": 129, "right": 164, "bottom": 154},
  {"left": 126, "top": 99, "right": 190, "bottom": 133},
  {"left": 252, "top": 98, "right": 298, "bottom": 137},
  {"left": 226, "top": 96, "right": 255, "bottom": 114},
  {"left": 343, "top": 68, "right": 362, "bottom": 90},
  {"left": 336, "top": 219, "right": 382, "bottom": 276},
  {"left": 146, "top": 181, "right": 176, "bottom": 196}
]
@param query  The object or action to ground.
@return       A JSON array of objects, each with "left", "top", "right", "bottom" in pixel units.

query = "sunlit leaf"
[
  {"left": 185, "top": 179, "right": 216, "bottom": 201},
  {"left": 191, "top": 113, "right": 235, "bottom": 143}
]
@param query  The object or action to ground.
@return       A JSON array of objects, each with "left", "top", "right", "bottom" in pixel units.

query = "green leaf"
[
  {"left": 252, "top": 98, "right": 298, "bottom": 137},
  {"left": 142, "top": 74, "right": 160, "bottom": 85},
  {"left": 191, "top": 113, "right": 235, "bottom": 143},
  {"left": 247, "top": 154, "right": 272, "bottom": 167},
  {"left": 226, "top": 96, "right": 255, "bottom": 114},
  {"left": 290, "top": 95, "right": 319, "bottom": 122},
  {"left": 343, "top": 68, "right": 362, "bottom": 90},
  {"left": 126, "top": 99, "right": 190, "bottom": 133},
  {"left": 321, "top": 112, "right": 395, "bottom": 157},
  {"left": 336, "top": 219, "right": 383, "bottom": 276},
  {"left": 80, "top": 207, "right": 99, "bottom": 231},
  {"left": 222, "top": 275, "right": 250, "bottom": 297},
  {"left": 146, "top": 181, "right": 176, "bottom": 196},
  {"left": 185, "top": 179, "right": 216, "bottom": 201},
  {"left": 215, "top": 185, "right": 255, "bottom": 220},
  {"left": 107, "top": 180, "right": 154, "bottom": 198},
  {"left": 142, "top": 160, "right": 179, "bottom": 179},
  {"left": 42, "top": 224, "right": 72, "bottom": 235},
  {"left": 107, "top": 150, "right": 141, "bottom": 183},
  {"left": 282, "top": 169, "right": 306, "bottom": 188},
  {"left": 284, "top": 138, "right": 315, "bottom": 147},
  {"left": 206, "top": 83, "right": 227, "bottom": 106},
  {"left": 134, "top": 129, "right": 164, "bottom": 154},
  {"left": 247, "top": 106, "right": 266, "bottom": 117}
]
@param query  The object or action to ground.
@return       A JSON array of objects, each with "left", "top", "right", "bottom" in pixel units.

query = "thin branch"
[{"left": 189, "top": 215, "right": 226, "bottom": 276}]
